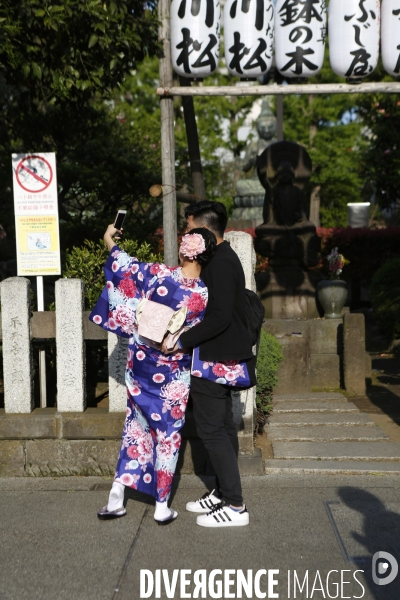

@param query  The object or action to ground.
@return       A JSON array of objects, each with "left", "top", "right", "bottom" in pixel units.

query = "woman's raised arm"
[{"left": 104, "top": 224, "right": 122, "bottom": 251}]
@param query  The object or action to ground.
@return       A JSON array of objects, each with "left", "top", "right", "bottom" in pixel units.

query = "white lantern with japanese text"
[
  {"left": 224, "top": 0, "right": 274, "bottom": 78},
  {"left": 275, "top": 0, "right": 327, "bottom": 79},
  {"left": 382, "top": 0, "right": 400, "bottom": 78},
  {"left": 329, "top": 0, "right": 380, "bottom": 82},
  {"left": 171, "top": 0, "right": 221, "bottom": 78}
]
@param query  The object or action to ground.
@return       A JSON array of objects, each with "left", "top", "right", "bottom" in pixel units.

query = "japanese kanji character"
[{"left": 281, "top": 46, "right": 318, "bottom": 74}]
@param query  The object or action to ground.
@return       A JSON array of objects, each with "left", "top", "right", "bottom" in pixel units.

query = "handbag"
[
  {"left": 136, "top": 298, "right": 188, "bottom": 351},
  {"left": 191, "top": 347, "right": 254, "bottom": 389}
]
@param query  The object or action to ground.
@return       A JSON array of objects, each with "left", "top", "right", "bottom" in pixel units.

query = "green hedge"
[
  {"left": 370, "top": 258, "right": 400, "bottom": 340},
  {"left": 256, "top": 329, "right": 284, "bottom": 415},
  {"left": 63, "top": 239, "right": 162, "bottom": 309}
]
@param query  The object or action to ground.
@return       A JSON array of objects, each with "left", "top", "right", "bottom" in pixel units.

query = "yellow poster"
[
  {"left": 12, "top": 153, "right": 61, "bottom": 276},
  {"left": 15, "top": 215, "right": 61, "bottom": 275}
]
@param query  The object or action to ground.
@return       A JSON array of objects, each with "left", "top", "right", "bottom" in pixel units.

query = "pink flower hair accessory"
[{"left": 179, "top": 233, "right": 206, "bottom": 259}]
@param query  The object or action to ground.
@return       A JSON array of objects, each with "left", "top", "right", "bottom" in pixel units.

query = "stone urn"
[{"left": 317, "top": 280, "right": 348, "bottom": 318}]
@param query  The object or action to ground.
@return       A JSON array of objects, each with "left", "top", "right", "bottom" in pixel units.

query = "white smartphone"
[{"left": 114, "top": 210, "right": 127, "bottom": 230}]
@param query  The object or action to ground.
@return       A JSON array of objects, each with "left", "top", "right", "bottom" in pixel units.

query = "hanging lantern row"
[{"left": 170, "top": 0, "right": 400, "bottom": 82}]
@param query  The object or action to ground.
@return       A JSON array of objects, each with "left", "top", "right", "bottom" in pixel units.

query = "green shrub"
[
  {"left": 370, "top": 257, "right": 400, "bottom": 339},
  {"left": 63, "top": 239, "right": 163, "bottom": 309},
  {"left": 256, "top": 329, "right": 284, "bottom": 421}
]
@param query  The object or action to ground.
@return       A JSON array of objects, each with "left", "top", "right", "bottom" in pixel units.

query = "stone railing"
[{"left": 0, "top": 277, "right": 128, "bottom": 414}]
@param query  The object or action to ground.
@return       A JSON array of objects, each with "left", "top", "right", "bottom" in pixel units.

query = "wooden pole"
[
  {"left": 179, "top": 77, "right": 207, "bottom": 200},
  {"left": 157, "top": 81, "right": 400, "bottom": 97},
  {"left": 159, "top": 0, "right": 178, "bottom": 266}
]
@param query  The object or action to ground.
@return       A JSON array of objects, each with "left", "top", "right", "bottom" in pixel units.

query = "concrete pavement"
[{"left": 1, "top": 474, "right": 400, "bottom": 600}]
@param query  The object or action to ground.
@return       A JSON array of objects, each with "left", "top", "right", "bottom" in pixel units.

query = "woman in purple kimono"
[{"left": 90, "top": 224, "right": 216, "bottom": 525}]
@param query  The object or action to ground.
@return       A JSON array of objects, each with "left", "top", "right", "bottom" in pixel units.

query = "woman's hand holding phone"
[{"left": 104, "top": 210, "right": 127, "bottom": 250}]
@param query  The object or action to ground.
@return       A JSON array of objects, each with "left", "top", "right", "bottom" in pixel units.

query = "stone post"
[
  {"left": 0, "top": 277, "right": 34, "bottom": 413},
  {"left": 225, "top": 231, "right": 257, "bottom": 293},
  {"left": 108, "top": 333, "right": 129, "bottom": 412},
  {"left": 224, "top": 231, "right": 257, "bottom": 454},
  {"left": 343, "top": 313, "right": 366, "bottom": 396},
  {"left": 55, "top": 279, "right": 86, "bottom": 411}
]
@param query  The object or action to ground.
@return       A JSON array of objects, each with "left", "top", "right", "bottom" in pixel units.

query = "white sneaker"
[
  {"left": 196, "top": 503, "right": 249, "bottom": 528},
  {"left": 186, "top": 489, "right": 221, "bottom": 513}
]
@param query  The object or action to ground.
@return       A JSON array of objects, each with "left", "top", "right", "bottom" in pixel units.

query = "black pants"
[{"left": 190, "top": 376, "right": 243, "bottom": 506}]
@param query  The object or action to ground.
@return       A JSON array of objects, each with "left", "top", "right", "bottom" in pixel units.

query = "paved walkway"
[{"left": 1, "top": 474, "right": 400, "bottom": 599}]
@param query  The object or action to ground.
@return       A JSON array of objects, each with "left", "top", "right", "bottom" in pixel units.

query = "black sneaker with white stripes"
[
  {"left": 186, "top": 489, "right": 221, "bottom": 513},
  {"left": 196, "top": 502, "right": 249, "bottom": 527}
]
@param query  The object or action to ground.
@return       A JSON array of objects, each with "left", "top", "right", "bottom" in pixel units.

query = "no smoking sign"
[{"left": 15, "top": 155, "right": 53, "bottom": 193}]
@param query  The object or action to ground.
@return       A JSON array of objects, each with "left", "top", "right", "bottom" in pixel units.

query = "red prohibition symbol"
[{"left": 15, "top": 155, "right": 53, "bottom": 193}]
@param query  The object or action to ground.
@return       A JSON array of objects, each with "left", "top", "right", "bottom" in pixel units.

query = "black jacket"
[{"left": 180, "top": 241, "right": 254, "bottom": 362}]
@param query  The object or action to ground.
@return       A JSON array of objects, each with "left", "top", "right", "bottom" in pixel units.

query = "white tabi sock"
[
  {"left": 154, "top": 500, "right": 177, "bottom": 521},
  {"left": 107, "top": 481, "right": 125, "bottom": 512}
]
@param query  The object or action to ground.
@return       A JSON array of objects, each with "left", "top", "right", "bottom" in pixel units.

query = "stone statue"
[
  {"left": 231, "top": 99, "right": 277, "bottom": 226},
  {"left": 235, "top": 99, "right": 278, "bottom": 197},
  {"left": 254, "top": 141, "right": 322, "bottom": 319}
]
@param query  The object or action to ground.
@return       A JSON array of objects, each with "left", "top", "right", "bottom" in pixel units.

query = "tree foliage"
[
  {"left": 281, "top": 47, "right": 365, "bottom": 227},
  {"left": 370, "top": 258, "right": 400, "bottom": 339},
  {"left": 63, "top": 238, "right": 162, "bottom": 309},
  {"left": 0, "top": 3, "right": 162, "bottom": 262},
  {"left": 359, "top": 94, "right": 400, "bottom": 211},
  {"left": 0, "top": 0, "right": 159, "bottom": 105}
]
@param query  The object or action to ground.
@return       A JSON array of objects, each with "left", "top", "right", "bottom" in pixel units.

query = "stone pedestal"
[
  {"left": 55, "top": 279, "right": 86, "bottom": 412},
  {"left": 0, "top": 277, "right": 33, "bottom": 413},
  {"left": 229, "top": 195, "right": 264, "bottom": 230},
  {"left": 256, "top": 267, "right": 321, "bottom": 319}
]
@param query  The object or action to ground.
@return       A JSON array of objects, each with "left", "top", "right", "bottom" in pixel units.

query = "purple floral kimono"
[{"left": 89, "top": 245, "right": 208, "bottom": 502}]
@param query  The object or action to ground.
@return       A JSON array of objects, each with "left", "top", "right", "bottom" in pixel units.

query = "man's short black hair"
[{"left": 184, "top": 201, "right": 228, "bottom": 237}]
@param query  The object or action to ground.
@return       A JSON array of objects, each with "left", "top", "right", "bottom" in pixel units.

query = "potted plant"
[{"left": 317, "top": 248, "right": 348, "bottom": 318}]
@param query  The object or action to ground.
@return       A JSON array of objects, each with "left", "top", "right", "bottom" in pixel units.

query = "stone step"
[
  {"left": 264, "top": 459, "right": 400, "bottom": 475},
  {"left": 266, "top": 413, "right": 376, "bottom": 428},
  {"left": 273, "top": 441, "right": 400, "bottom": 461},
  {"left": 273, "top": 401, "right": 359, "bottom": 413},
  {"left": 273, "top": 393, "right": 347, "bottom": 402},
  {"left": 267, "top": 425, "right": 387, "bottom": 442}
]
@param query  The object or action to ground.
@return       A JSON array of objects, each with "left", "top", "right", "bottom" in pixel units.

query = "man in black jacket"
[{"left": 170, "top": 201, "right": 255, "bottom": 527}]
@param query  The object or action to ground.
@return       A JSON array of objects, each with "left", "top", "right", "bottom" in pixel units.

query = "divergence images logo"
[{"left": 372, "top": 551, "right": 398, "bottom": 586}]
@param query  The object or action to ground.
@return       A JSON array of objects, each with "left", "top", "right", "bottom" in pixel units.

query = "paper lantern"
[
  {"left": 329, "top": 0, "right": 380, "bottom": 82},
  {"left": 275, "top": 0, "right": 327, "bottom": 79},
  {"left": 171, "top": 0, "right": 221, "bottom": 78},
  {"left": 224, "top": 0, "right": 274, "bottom": 78},
  {"left": 382, "top": 0, "right": 400, "bottom": 78}
]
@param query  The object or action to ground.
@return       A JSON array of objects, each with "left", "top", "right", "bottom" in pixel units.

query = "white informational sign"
[{"left": 11, "top": 153, "right": 61, "bottom": 276}]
